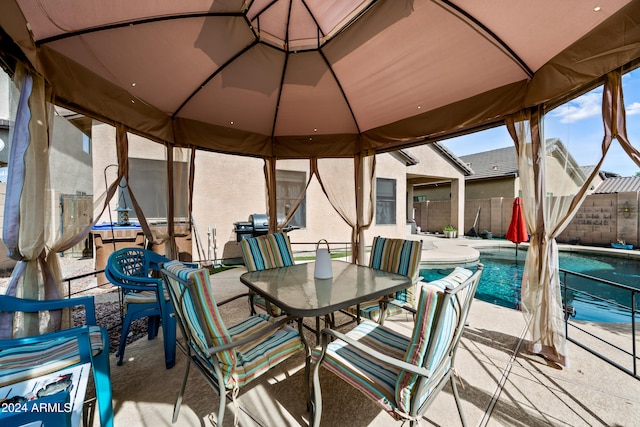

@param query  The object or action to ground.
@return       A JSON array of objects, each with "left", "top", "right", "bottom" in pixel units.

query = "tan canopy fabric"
[{"left": 1, "top": 1, "right": 639, "bottom": 158}]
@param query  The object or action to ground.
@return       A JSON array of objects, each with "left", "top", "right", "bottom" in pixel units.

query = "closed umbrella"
[{"left": 506, "top": 197, "right": 528, "bottom": 257}]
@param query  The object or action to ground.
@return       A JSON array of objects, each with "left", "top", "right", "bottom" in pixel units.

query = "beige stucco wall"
[
  {"left": 91, "top": 127, "right": 467, "bottom": 260},
  {"left": 467, "top": 178, "right": 518, "bottom": 200},
  {"left": 404, "top": 144, "right": 467, "bottom": 232},
  {"left": 50, "top": 115, "right": 93, "bottom": 195},
  {"left": 416, "top": 176, "right": 518, "bottom": 201}
]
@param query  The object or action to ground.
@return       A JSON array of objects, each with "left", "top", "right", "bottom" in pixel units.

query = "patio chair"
[
  {"left": 105, "top": 247, "right": 177, "bottom": 368},
  {"left": 160, "top": 261, "right": 306, "bottom": 425},
  {"left": 311, "top": 264, "right": 484, "bottom": 427},
  {"left": 347, "top": 237, "right": 423, "bottom": 324},
  {"left": 0, "top": 294, "right": 114, "bottom": 427},
  {"left": 240, "top": 232, "right": 295, "bottom": 316}
]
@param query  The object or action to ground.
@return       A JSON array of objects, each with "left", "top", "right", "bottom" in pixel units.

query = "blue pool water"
[{"left": 420, "top": 247, "right": 640, "bottom": 323}]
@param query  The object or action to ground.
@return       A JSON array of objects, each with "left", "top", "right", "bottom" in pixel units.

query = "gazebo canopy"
[{"left": 1, "top": 0, "right": 639, "bottom": 158}]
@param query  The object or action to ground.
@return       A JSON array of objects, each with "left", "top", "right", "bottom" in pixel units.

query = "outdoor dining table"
[{"left": 239, "top": 260, "right": 412, "bottom": 340}]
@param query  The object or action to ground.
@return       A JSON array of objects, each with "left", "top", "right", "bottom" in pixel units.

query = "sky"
[{"left": 442, "top": 68, "right": 640, "bottom": 177}]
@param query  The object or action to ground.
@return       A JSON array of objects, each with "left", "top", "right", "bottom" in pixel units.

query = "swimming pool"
[{"left": 420, "top": 247, "right": 640, "bottom": 323}]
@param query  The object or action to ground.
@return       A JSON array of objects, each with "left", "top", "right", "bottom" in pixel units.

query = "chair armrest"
[
  {"left": 105, "top": 268, "right": 163, "bottom": 292},
  {"left": 206, "top": 315, "right": 300, "bottom": 355},
  {"left": 318, "top": 327, "right": 432, "bottom": 379},
  {"left": 0, "top": 295, "right": 97, "bottom": 325},
  {"left": 0, "top": 325, "right": 95, "bottom": 350}
]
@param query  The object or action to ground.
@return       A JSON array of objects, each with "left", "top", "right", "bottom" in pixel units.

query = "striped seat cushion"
[
  {"left": 224, "top": 314, "right": 303, "bottom": 388},
  {"left": 124, "top": 290, "right": 158, "bottom": 304},
  {"left": 164, "top": 261, "right": 236, "bottom": 386},
  {"left": 241, "top": 233, "right": 294, "bottom": 316},
  {"left": 349, "top": 237, "right": 422, "bottom": 321},
  {"left": 240, "top": 233, "right": 294, "bottom": 272},
  {"left": 0, "top": 326, "right": 105, "bottom": 387},
  {"left": 351, "top": 301, "right": 405, "bottom": 322},
  {"left": 311, "top": 320, "right": 410, "bottom": 419},
  {"left": 314, "top": 267, "right": 473, "bottom": 419},
  {"left": 251, "top": 294, "right": 284, "bottom": 317},
  {"left": 164, "top": 261, "right": 303, "bottom": 389},
  {"left": 395, "top": 267, "right": 472, "bottom": 413}
]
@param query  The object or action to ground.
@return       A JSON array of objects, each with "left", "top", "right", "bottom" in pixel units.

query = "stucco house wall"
[
  {"left": 92, "top": 125, "right": 466, "bottom": 261},
  {"left": 466, "top": 177, "right": 518, "bottom": 200}
]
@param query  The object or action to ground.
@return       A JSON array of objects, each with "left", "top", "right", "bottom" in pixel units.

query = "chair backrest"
[
  {"left": 369, "top": 237, "right": 422, "bottom": 282},
  {"left": 160, "top": 260, "right": 237, "bottom": 388},
  {"left": 369, "top": 236, "right": 423, "bottom": 305},
  {"left": 240, "top": 232, "right": 294, "bottom": 272},
  {"left": 107, "top": 247, "right": 168, "bottom": 284},
  {"left": 395, "top": 264, "right": 483, "bottom": 416}
]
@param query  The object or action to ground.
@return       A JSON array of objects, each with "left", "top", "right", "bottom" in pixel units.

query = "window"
[
  {"left": 276, "top": 170, "right": 306, "bottom": 228},
  {"left": 376, "top": 178, "right": 396, "bottom": 224},
  {"left": 82, "top": 134, "right": 91, "bottom": 154},
  {"left": 120, "top": 158, "right": 189, "bottom": 220}
]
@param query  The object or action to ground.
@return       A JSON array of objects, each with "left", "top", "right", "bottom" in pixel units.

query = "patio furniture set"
[{"left": 0, "top": 233, "right": 483, "bottom": 426}]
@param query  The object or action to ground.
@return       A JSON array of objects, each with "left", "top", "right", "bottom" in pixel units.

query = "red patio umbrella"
[{"left": 506, "top": 197, "right": 529, "bottom": 256}]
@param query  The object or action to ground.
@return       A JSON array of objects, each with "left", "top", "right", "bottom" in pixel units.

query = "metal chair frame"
[
  {"left": 160, "top": 262, "right": 308, "bottom": 425},
  {"left": 312, "top": 264, "right": 484, "bottom": 427}
]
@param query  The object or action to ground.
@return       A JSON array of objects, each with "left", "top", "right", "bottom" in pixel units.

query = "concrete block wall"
[{"left": 416, "top": 192, "right": 640, "bottom": 247}]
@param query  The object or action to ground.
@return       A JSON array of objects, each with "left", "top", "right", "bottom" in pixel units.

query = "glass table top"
[{"left": 240, "top": 260, "right": 411, "bottom": 317}]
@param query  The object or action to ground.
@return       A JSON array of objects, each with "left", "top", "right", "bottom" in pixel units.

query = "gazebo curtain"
[
  {"left": 265, "top": 152, "right": 375, "bottom": 263},
  {"left": 505, "top": 68, "right": 640, "bottom": 366},
  {"left": 0, "top": 66, "right": 192, "bottom": 338}
]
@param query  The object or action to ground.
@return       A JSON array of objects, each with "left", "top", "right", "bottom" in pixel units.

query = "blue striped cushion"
[
  {"left": 350, "top": 237, "right": 423, "bottom": 320},
  {"left": 311, "top": 321, "right": 409, "bottom": 419},
  {"left": 369, "top": 237, "right": 422, "bottom": 282},
  {"left": 395, "top": 267, "right": 472, "bottom": 412},
  {"left": 164, "top": 261, "right": 236, "bottom": 386},
  {"left": 0, "top": 326, "right": 105, "bottom": 387},
  {"left": 353, "top": 301, "right": 405, "bottom": 322},
  {"left": 226, "top": 314, "right": 303, "bottom": 387},
  {"left": 164, "top": 261, "right": 303, "bottom": 388},
  {"left": 240, "top": 233, "right": 294, "bottom": 272}
]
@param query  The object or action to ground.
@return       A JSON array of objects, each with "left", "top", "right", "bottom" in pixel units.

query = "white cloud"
[
  {"left": 626, "top": 102, "right": 640, "bottom": 115},
  {"left": 549, "top": 92, "right": 602, "bottom": 124}
]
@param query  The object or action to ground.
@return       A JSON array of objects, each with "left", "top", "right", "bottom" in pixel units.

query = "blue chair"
[
  {"left": 105, "top": 247, "right": 176, "bottom": 368},
  {"left": 0, "top": 295, "right": 114, "bottom": 427}
]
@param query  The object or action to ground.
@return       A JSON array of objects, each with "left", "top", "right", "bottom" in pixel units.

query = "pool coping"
[{"left": 414, "top": 233, "right": 640, "bottom": 267}]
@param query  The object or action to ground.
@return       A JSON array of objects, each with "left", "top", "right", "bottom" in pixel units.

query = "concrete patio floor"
[{"left": 95, "top": 265, "right": 640, "bottom": 427}]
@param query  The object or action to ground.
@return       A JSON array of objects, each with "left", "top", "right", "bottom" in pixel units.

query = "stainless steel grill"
[{"left": 233, "top": 213, "right": 297, "bottom": 241}]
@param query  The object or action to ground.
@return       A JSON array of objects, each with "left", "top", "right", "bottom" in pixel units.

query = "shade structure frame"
[{"left": 0, "top": 0, "right": 638, "bottom": 159}]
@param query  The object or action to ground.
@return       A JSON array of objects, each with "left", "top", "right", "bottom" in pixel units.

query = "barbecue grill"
[{"left": 233, "top": 213, "right": 297, "bottom": 242}]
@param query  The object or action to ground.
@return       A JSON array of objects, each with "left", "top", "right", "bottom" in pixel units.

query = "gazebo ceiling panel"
[
  {"left": 48, "top": 17, "right": 255, "bottom": 115},
  {"left": 1, "top": 0, "right": 639, "bottom": 158},
  {"left": 456, "top": 0, "right": 632, "bottom": 71},
  {"left": 325, "top": 0, "right": 529, "bottom": 131}
]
